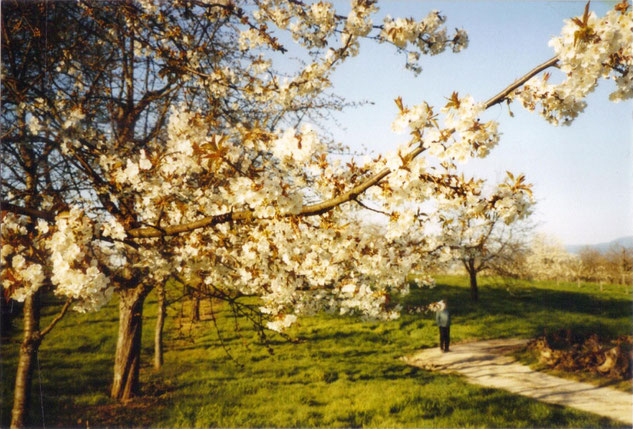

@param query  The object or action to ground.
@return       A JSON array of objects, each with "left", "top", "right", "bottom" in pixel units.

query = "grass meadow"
[{"left": 1, "top": 276, "right": 631, "bottom": 427}]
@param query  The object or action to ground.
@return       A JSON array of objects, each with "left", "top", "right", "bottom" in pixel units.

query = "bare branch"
[
  {"left": 485, "top": 56, "right": 559, "bottom": 109},
  {"left": 353, "top": 198, "right": 392, "bottom": 217},
  {"left": 39, "top": 299, "right": 73, "bottom": 339}
]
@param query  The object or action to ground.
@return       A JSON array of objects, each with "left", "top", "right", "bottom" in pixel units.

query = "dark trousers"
[{"left": 439, "top": 326, "right": 450, "bottom": 351}]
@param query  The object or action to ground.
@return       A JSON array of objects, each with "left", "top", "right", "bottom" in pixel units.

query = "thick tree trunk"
[
  {"left": 111, "top": 286, "right": 148, "bottom": 401},
  {"left": 469, "top": 269, "right": 479, "bottom": 302},
  {"left": 153, "top": 284, "right": 166, "bottom": 371},
  {"left": 11, "top": 292, "right": 41, "bottom": 429}
]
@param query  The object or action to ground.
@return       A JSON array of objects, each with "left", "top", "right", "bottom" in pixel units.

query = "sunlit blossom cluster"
[
  {"left": 392, "top": 94, "right": 500, "bottom": 163},
  {"left": 380, "top": 11, "right": 468, "bottom": 74},
  {"left": 514, "top": 6, "right": 633, "bottom": 124},
  {"left": 47, "top": 208, "right": 112, "bottom": 312},
  {"left": 1, "top": 214, "right": 46, "bottom": 302},
  {"left": 1, "top": 208, "right": 113, "bottom": 312}
]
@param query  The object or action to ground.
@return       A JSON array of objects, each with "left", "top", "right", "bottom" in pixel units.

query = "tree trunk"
[
  {"left": 469, "top": 269, "right": 479, "bottom": 302},
  {"left": 111, "top": 286, "right": 148, "bottom": 401},
  {"left": 191, "top": 295, "right": 200, "bottom": 322},
  {"left": 153, "top": 284, "right": 166, "bottom": 371},
  {"left": 11, "top": 292, "right": 41, "bottom": 429}
]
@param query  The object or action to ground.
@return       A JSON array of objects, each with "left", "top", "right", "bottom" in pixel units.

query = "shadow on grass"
[
  {"left": 437, "top": 391, "right": 621, "bottom": 428},
  {"left": 400, "top": 279, "right": 632, "bottom": 341}
]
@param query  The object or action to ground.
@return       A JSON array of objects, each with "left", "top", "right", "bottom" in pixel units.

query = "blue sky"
[{"left": 320, "top": 1, "right": 632, "bottom": 246}]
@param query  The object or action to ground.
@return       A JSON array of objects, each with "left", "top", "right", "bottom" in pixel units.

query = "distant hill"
[{"left": 566, "top": 236, "right": 633, "bottom": 254}]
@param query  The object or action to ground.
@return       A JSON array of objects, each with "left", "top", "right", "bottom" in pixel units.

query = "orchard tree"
[
  {"left": 2, "top": 1, "right": 632, "bottom": 427},
  {"left": 526, "top": 233, "right": 576, "bottom": 283},
  {"left": 578, "top": 246, "right": 606, "bottom": 282},
  {"left": 2, "top": 0, "right": 471, "bottom": 422},
  {"left": 1, "top": 3, "right": 119, "bottom": 424},
  {"left": 577, "top": 245, "right": 632, "bottom": 285},
  {"left": 568, "top": 254, "right": 585, "bottom": 287},
  {"left": 439, "top": 173, "right": 534, "bottom": 301},
  {"left": 605, "top": 245, "right": 633, "bottom": 285}
]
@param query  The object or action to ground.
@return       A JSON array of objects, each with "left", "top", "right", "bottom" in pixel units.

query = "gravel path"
[{"left": 404, "top": 338, "right": 633, "bottom": 425}]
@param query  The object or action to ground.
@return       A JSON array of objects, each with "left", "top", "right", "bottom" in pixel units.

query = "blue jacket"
[{"left": 436, "top": 308, "right": 450, "bottom": 327}]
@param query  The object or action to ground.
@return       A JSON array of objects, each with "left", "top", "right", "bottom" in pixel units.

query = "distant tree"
[
  {"left": 526, "top": 234, "right": 576, "bottom": 283},
  {"left": 574, "top": 245, "right": 633, "bottom": 286},
  {"left": 579, "top": 246, "right": 608, "bottom": 283},
  {"left": 605, "top": 245, "right": 633, "bottom": 286},
  {"left": 567, "top": 255, "right": 585, "bottom": 287},
  {"left": 486, "top": 239, "right": 531, "bottom": 280},
  {"left": 440, "top": 172, "right": 534, "bottom": 301}
]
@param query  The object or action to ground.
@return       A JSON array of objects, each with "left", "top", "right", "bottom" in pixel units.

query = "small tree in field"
[
  {"left": 2, "top": 1, "right": 632, "bottom": 427},
  {"left": 605, "top": 245, "right": 633, "bottom": 286},
  {"left": 439, "top": 173, "right": 533, "bottom": 301},
  {"left": 568, "top": 255, "right": 585, "bottom": 287},
  {"left": 526, "top": 233, "right": 576, "bottom": 283},
  {"left": 577, "top": 245, "right": 633, "bottom": 286},
  {"left": 578, "top": 246, "right": 607, "bottom": 282}
]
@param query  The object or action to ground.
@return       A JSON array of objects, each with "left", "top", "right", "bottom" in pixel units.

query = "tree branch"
[
  {"left": 353, "top": 198, "right": 392, "bottom": 217},
  {"left": 39, "top": 299, "right": 73, "bottom": 339},
  {"left": 1, "top": 200, "right": 55, "bottom": 222},
  {"left": 4, "top": 53, "right": 558, "bottom": 240},
  {"left": 484, "top": 56, "right": 559, "bottom": 109}
]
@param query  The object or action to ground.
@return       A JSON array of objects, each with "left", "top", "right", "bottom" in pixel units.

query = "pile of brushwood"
[{"left": 528, "top": 329, "right": 633, "bottom": 380}]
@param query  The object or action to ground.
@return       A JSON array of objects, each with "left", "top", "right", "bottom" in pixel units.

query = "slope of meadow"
[{"left": 1, "top": 276, "right": 631, "bottom": 427}]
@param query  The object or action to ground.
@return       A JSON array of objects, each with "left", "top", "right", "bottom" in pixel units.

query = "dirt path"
[{"left": 404, "top": 339, "right": 632, "bottom": 425}]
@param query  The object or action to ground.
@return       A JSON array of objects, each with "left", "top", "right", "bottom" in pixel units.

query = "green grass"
[{"left": 1, "top": 276, "right": 631, "bottom": 427}]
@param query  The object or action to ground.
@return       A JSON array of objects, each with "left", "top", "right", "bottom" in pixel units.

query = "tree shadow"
[{"left": 401, "top": 280, "right": 632, "bottom": 340}]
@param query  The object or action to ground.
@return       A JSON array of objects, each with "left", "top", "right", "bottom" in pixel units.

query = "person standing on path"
[{"left": 435, "top": 299, "right": 450, "bottom": 352}]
